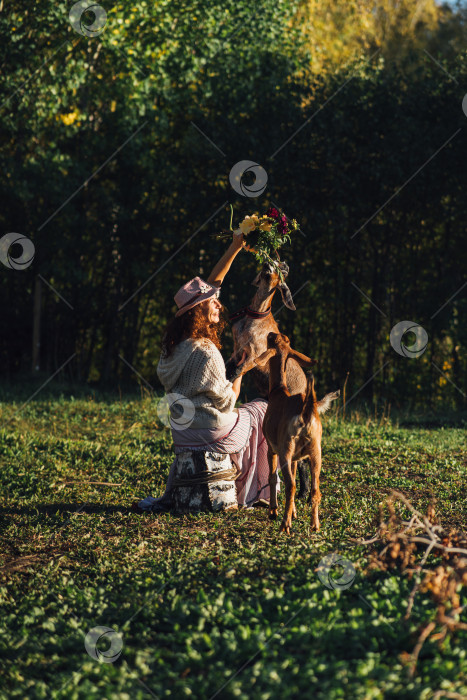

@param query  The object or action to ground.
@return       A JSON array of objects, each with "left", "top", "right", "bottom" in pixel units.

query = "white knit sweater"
[{"left": 156, "top": 338, "right": 238, "bottom": 430}]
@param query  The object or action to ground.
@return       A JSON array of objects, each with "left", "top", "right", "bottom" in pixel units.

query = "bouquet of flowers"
[{"left": 215, "top": 205, "right": 300, "bottom": 279}]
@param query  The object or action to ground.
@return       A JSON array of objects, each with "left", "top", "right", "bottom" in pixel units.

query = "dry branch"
[{"left": 351, "top": 490, "right": 467, "bottom": 678}]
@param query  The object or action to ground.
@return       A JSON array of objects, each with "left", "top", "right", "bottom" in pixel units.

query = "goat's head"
[
  {"left": 254, "top": 332, "right": 318, "bottom": 369},
  {"left": 251, "top": 262, "right": 296, "bottom": 311}
]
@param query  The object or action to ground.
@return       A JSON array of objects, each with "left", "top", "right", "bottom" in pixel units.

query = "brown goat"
[
  {"left": 225, "top": 261, "right": 313, "bottom": 499},
  {"left": 226, "top": 262, "right": 302, "bottom": 396},
  {"left": 254, "top": 332, "right": 340, "bottom": 534}
]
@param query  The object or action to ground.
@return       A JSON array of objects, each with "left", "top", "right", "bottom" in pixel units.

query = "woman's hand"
[
  {"left": 232, "top": 228, "right": 245, "bottom": 251},
  {"left": 232, "top": 229, "right": 254, "bottom": 252}
]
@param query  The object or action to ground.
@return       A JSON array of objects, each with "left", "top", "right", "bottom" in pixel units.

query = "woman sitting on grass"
[{"left": 133, "top": 230, "right": 277, "bottom": 513}]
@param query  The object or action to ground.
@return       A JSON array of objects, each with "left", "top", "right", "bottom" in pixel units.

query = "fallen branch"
[
  {"left": 357, "top": 491, "right": 467, "bottom": 679},
  {"left": 409, "top": 621, "right": 436, "bottom": 677},
  {"left": 409, "top": 537, "right": 467, "bottom": 557}
]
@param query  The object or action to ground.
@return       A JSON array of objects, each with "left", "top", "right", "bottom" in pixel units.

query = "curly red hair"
[{"left": 161, "top": 300, "right": 227, "bottom": 357}]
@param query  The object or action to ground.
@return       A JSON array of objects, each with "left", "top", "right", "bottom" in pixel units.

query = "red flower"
[{"left": 266, "top": 207, "right": 279, "bottom": 219}]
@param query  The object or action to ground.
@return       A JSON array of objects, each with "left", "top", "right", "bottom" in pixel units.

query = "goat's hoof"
[
  {"left": 279, "top": 521, "right": 291, "bottom": 534},
  {"left": 310, "top": 522, "right": 320, "bottom": 532},
  {"left": 225, "top": 362, "right": 239, "bottom": 382},
  {"left": 269, "top": 509, "right": 278, "bottom": 520}
]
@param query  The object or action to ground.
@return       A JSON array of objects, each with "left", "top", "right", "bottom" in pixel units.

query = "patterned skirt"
[{"left": 136, "top": 398, "right": 279, "bottom": 512}]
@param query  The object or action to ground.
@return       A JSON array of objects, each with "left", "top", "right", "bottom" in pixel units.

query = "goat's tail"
[
  {"left": 317, "top": 389, "right": 341, "bottom": 415},
  {"left": 302, "top": 373, "right": 317, "bottom": 425}
]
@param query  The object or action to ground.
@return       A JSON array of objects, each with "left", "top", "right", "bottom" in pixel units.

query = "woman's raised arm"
[{"left": 206, "top": 231, "right": 245, "bottom": 287}]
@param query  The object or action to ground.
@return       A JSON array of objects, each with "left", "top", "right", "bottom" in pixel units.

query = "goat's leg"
[
  {"left": 225, "top": 357, "right": 239, "bottom": 382},
  {"left": 236, "top": 355, "right": 259, "bottom": 377},
  {"left": 226, "top": 343, "right": 256, "bottom": 381},
  {"left": 291, "top": 461, "right": 298, "bottom": 519},
  {"left": 307, "top": 440, "right": 322, "bottom": 532},
  {"left": 225, "top": 347, "right": 249, "bottom": 381},
  {"left": 267, "top": 451, "right": 278, "bottom": 520},
  {"left": 279, "top": 452, "right": 295, "bottom": 534}
]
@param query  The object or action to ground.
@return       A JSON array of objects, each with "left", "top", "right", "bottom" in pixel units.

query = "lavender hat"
[{"left": 174, "top": 276, "right": 221, "bottom": 317}]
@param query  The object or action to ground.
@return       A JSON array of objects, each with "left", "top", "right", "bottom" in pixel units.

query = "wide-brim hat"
[{"left": 174, "top": 276, "right": 221, "bottom": 317}]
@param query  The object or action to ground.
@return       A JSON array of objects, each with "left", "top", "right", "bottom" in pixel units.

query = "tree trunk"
[{"left": 31, "top": 275, "right": 42, "bottom": 372}]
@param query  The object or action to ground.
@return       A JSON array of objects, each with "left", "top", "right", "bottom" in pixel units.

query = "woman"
[{"left": 133, "top": 230, "right": 277, "bottom": 513}]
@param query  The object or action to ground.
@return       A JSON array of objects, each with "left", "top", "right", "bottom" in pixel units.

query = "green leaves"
[{"left": 1, "top": 399, "right": 466, "bottom": 697}]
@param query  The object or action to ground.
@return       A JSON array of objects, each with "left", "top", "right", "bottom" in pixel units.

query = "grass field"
[{"left": 1, "top": 389, "right": 466, "bottom": 699}]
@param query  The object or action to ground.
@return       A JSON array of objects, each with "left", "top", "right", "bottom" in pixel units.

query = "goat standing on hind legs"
[
  {"left": 225, "top": 261, "right": 313, "bottom": 500},
  {"left": 254, "top": 332, "right": 340, "bottom": 534}
]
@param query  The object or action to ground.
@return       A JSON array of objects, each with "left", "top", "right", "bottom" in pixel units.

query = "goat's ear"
[
  {"left": 254, "top": 348, "right": 277, "bottom": 368},
  {"left": 279, "top": 282, "right": 296, "bottom": 310},
  {"left": 251, "top": 271, "right": 261, "bottom": 287},
  {"left": 287, "top": 348, "right": 318, "bottom": 368}
]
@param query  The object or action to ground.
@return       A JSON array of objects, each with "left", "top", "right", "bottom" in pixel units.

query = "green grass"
[{"left": 0, "top": 393, "right": 466, "bottom": 699}]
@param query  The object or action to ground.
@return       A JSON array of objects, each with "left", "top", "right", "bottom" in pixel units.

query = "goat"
[
  {"left": 225, "top": 261, "right": 310, "bottom": 499},
  {"left": 254, "top": 332, "right": 340, "bottom": 534},
  {"left": 225, "top": 261, "right": 297, "bottom": 393}
]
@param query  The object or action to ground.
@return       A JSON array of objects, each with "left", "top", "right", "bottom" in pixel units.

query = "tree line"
[{"left": 1, "top": 0, "right": 466, "bottom": 409}]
